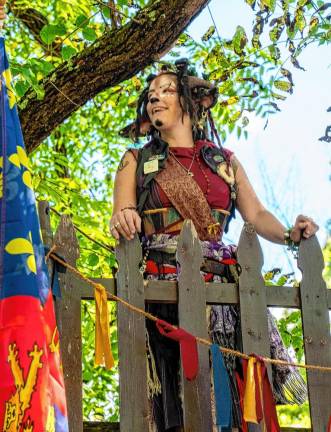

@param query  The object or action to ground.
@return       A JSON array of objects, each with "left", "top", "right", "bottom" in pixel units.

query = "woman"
[{"left": 110, "top": 59, "right": 318, "bottom": 431}]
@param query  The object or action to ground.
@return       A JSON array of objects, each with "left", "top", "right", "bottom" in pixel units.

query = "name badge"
[{"left": 144, "top": 159, "right": 159, "bottom": 174}]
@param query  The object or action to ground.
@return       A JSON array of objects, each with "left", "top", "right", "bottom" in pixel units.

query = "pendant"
[{"left": 188, "top": 172, "right": 194, "bottom": 177}]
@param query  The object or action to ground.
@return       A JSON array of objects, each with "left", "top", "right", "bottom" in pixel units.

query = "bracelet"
[
  {"left": 121, "top": 206, "right": 137, "bottom": 212},
  {"left": 284, "top": 227, "right": 299, "bottom": 258}
]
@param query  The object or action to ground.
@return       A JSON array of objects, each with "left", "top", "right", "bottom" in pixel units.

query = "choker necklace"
[{"left": 169, "top": 146, "right": 196, "bottom": 176}]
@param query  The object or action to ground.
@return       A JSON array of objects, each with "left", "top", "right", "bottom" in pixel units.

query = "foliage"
[
  {"left": 322, "top": 235, "right": 331, "bottom": 288},
  {"left": 3, "top": 0, "right": 329, "bottom": 423},
  {"left": 277, "top": 402, "right": 311, "bottom": 428}
]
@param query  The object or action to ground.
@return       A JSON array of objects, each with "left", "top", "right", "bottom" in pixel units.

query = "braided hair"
[{"left": 134, "top": 59, "right": 220, "bottom": 145}]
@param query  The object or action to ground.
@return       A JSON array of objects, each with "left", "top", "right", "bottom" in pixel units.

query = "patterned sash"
[{"left": 154, "top": 155, "right": 221, "bottom": 241}]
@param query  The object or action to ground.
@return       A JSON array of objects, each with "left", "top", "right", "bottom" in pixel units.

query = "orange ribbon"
[{"left": 94, "top": 283, "right": 115, "bottom": 369}]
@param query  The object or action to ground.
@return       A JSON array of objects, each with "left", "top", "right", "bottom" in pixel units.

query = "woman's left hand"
[{"left": 290, "top": 214, "right": 319, "bottom": 243}]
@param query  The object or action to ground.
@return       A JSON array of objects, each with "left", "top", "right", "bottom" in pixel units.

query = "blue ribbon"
[{"left": 211, "top": 344, "right": 232, "bottom": 431}]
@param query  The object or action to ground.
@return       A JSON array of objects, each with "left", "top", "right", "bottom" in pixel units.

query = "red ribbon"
[{"left": 156, "top": 319, "right": 199, "bottom": 381}]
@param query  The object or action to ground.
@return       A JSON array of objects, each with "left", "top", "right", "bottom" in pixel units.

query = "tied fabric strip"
[
  {"left": 242, "top": 356, "right": 280, "bottom": 431},
  {"left": 211, "top": 344, "right": 232, "bottom": 430},
  {"left": 156, "top": 319, "right": 199, "bottom": 380},
  {"left": 243, "top": 357, "right": 259, "bottom": 423},
  {"left": 94, "top": 283, "right": 115, "bottom": 369}
]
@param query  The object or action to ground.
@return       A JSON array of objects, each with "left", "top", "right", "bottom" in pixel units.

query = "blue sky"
[{"left": 188, "top": 0, "right": 331, "bottom": 274}]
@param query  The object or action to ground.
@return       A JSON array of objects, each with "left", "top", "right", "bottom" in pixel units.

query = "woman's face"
[{"left": 146, "top": 74, "right": 191, "bottom": 132}]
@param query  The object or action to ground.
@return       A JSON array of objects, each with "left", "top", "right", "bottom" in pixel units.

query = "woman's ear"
[
  {"left": 140, "top": 120, "right": 152, "bottom": 135},
  {"left": 200, "top": 95, "right": 214, "bottom": 109}
]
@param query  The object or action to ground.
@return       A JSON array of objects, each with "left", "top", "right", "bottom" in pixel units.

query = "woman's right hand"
[{"left": 109, "top": 208, "right": 141, "bottom": 241}]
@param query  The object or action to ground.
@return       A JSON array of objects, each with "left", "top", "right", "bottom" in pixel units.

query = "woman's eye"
[{"left": 163, "top": 88, "right": 175, "bottom": 95}]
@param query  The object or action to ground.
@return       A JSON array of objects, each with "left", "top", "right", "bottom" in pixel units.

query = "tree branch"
[
  {"left": 19, "top": 0, "right": 210, "bottom": 153},
  {"left": 8, "top": 1, "right": 62, "bottom": 55}
]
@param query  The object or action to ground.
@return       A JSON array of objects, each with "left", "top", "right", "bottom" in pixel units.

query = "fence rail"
[{"left": 38, "top": 201, "right": 331, "bottom": 432}]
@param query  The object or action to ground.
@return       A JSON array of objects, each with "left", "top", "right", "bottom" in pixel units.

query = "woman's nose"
[{"left": 149, "top": 95, "right": 159, "bottom": 104}]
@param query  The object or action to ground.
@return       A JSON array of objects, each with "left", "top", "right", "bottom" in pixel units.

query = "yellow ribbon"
[
  {"left": 257, "top": 361, "right": 267, "bottom": 432},
  {"left": 243, "top": 357, "right": 258, "bottom": 423},
  {"left": 94, "top": 283, "right": 115, "bottom": 369}
]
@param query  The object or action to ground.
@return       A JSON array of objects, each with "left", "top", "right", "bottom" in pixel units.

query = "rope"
[{"left": 48, "top": 247, "right": 331, "bottom": 373}]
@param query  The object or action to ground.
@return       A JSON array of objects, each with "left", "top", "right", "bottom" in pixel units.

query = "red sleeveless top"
[{"left": 156, "top": 140, "right": 233, "bottom": 210}]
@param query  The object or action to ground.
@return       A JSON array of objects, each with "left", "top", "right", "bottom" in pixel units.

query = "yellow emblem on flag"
[
  {"left": 3, "top": 343, "right": 43, "bottom": 432},
  {"left": 5, "top": 232, "right": 37, "bottom": 274}
]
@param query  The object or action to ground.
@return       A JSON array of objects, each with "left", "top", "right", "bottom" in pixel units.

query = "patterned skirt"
[{"left": 143, "top": 234, "right": 307, "bottom": 432}]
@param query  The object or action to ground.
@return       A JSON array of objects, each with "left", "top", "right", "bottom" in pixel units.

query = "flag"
[{"left": 0, "top": 37, "right": 68, "bottom": 431}]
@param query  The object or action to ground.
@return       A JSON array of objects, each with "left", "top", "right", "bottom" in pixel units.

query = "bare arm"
[
  {"left": 110, "top": 151, "right": 141, "bottom": 240},
  {"left": 233, "top": 156, "right": 318, "bottom": 244}
]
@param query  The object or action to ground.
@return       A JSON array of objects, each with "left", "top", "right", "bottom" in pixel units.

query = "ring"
[{"left": 115, "top": 222, "right": 120, "bottom": 228}]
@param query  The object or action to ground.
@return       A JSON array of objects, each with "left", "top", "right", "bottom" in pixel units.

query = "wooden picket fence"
[{"left": 38, "top": 201, "right": 331, "bottom": 432}]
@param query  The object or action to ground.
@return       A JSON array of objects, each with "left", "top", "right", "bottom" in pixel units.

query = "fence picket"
[
  {"left": 237, "top": 224, "right": 271, "bottom": 432},
  {"left": 54, "top": 215, "right": 82, "bottom": 432},
  {"left": 177, "top": 220, "right": 213, "bottom": 432},
  {"left": 298, "top": 236, "right": 331, "bottom": 431},
  {"left": 116, "top": 235, "right": 149, "bottom": 432}
]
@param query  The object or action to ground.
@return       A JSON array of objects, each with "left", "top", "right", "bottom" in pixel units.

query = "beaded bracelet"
[{"left": 284, "top": 227, "right": 300, "bottom": 258}]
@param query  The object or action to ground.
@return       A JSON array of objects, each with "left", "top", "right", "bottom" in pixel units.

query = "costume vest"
[{"left": 134, "top": 137, "right": 236, "bottom": 237}]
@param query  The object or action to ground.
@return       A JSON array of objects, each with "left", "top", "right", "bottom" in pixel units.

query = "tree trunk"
[{"left": 20, "top": 0, "right": 210, "bottom": 153}]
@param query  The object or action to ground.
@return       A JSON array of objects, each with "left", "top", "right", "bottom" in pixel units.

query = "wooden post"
[
  {"left": 38, "top": 200, "right": 53, "bottom": 248},
  {"left": 298, "top": 236, "right": 331, "bottom": 431},
  {"left": 177, "top": 220, "right": 212, "bottom": 432},
  {"left": 116, "top": 235, "right": 149, "bottom": 431},
  {"left": 54, "top": 215, "right": 81, "bottom": 432},
  {"left": 237, "top": 224, "right": 271, "bottom": 432},
  {"left": 38, "top": 200, "right": 62, "bottom": 324}
]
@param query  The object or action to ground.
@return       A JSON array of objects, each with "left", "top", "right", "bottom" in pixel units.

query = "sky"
[{"left": 187, "top": 0, "right": 331, "bottom": 274}]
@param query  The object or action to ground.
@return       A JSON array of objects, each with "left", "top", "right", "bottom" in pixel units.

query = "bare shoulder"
[{"left": 117, "top": 150, "right": 138, "bottom": 173}]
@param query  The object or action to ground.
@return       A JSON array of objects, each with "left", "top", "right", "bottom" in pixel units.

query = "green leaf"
[
  {"left": 294, "top": 7, "right": 306, "bottom": 32},
  {"left": 101, "top": 6, "right": 111, "bottom": 19},
  {"left": 35, "top": 59, "right": 54, "bottom": 75},
  {"left": 308, "top": 16, "right": 319, "bottom": 35},
  {"left": 88, "top": 253, "right": 100, "bottom": 267},
  {"left": 15, "top": 80, "right": 30, "bottom": 97},
  {"left": 261, "top": 0, "right": 276, "bottom": 12},
  {"left": 54, "top": 23, "right": 66, "bottom": 36},
  {"left": 220, "top": 96, "right": 240, "bottom": 107},
  {"left": 82, "top": 27, "right": 97, "bottom": 42},
  {"left": 61, "top": 46, "right": 77, "bottom": 61},
  {"left": 269, "top": 24, "right": 284, "bottom": 42},
  {"left": 75, "top": 14, "right": 89, "bottom": 28},
  {"left": 202, "top": 26, "right": 215, "bottom": 42},
  {"left": 40, "top": 24, "right": 58, "bottom": 45},
  {"left": 233, "top": 25, "right": 248, "bottom": 55},
  {"left": 33, "top": 84, "right": 45, "bottom": 100},
  {"left": 274, "top": 79, "right": 293, "bottom": 93},
  {"left": 268, "top": 44, "right": 281, "bottom": 61}
]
